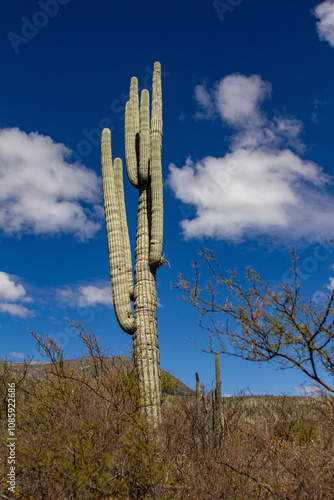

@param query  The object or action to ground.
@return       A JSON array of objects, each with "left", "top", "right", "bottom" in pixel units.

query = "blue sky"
[{"left": 1, "top": 0, "right": 334, "bottom": 395}]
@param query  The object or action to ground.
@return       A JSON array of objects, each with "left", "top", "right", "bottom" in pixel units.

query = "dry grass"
[{"left": 1, "top": 342, "right": 334, "bottom": 498}]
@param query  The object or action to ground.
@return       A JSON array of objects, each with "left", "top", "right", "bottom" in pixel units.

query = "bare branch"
[{"left": 176, "top": 248, "right": 334, "bottom": 394}]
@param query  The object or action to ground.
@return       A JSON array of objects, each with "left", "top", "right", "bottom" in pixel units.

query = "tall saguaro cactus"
[{"left": 101, "top": 62, "right": 163, "bottom": 425}]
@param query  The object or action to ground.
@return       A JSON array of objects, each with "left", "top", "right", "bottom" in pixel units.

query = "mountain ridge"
[{"left": 2, "top": 355, "right": 195, "bottom": 397}]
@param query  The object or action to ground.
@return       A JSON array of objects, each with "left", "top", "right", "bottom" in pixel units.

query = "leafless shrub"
[{"left": 1, "top": 325, "right": 334, "bottom": 498}]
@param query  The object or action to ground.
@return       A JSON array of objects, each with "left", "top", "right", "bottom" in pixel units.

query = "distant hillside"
[{"left": 2, "top": 355, "right": 195, "bottom": 397}]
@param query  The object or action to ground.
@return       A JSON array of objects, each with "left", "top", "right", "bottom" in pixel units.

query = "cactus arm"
[
  {"left": 149, "top": 137, "right": 163, "bottom": 268},
  {"left": 113, "top": 157, "right": 134, "bottom": 300},
  {"left": 151, "top": 61, "right": 163, "bottom": 142},
  {"left": 139, "top": 89, "right": 150, "bottom": 183},
  {"left": 101, "top": 128, "right": 135, "bottom": 334},
  {"left": 125, "top": 101, "right": 139, "bottom": 188},
  {"left": 148, "top": 62, "right": 163, "bottom": 268},
  {"left": 129, "top": 76, "right": 140, "bottom": 132},
  {"left": 125, "top": 77, "right": 140, "bottom": 188}
]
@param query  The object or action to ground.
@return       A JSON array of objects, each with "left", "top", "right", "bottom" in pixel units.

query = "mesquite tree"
[
  {"left": 177, "top": 248, "right": 334, "bottom": 394},
  {"left": 101, "top": 62, "right": 163, "bottom": 424}
]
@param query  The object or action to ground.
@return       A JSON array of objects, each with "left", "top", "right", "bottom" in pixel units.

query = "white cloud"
[
  {"left": 9, "top": 352, "right": 25, "bottom": 360},
  {"left": 0, "top": 272, "right": 34, "bottom": 317},
  {"left": 313, "top": 1, "right": 334, "bottom": 48},
  {"left": 58, "top": 281, "right": 113, "bottom": 308},
  {"left": 168, "top": 73, "right": 334, "bottom": 243},
  {"left": 194, "top": 84, "right": 215, "bottom": 120},
  {"left": 295, "top": 385, "right": 321, "bottom": 396},
  {"left": 0, "top": 302, "right": 32, "bottom": 318},
  {"left": 215, "top": 73, "right": 271, "bottom": 127},
  {"left": 0, "top": 128, "right": 102, "bottom": 240},
  {"left": 194, "top": 74, "right": 271, "bottom": 126},
  {"left": 194, "top": 74, "right": 304, "bottom": 152},
  {"left": 0, "top": 271, "right": 28, "bottom": 301},
  {"left": 77, "top": 285, "right": 113, "bottom": 307}
]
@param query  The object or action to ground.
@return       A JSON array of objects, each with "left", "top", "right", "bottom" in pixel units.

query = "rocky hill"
[{"left": 2, "top": 355, "right": 195, "bottom": 397}]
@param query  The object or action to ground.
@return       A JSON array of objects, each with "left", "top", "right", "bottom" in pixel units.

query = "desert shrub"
[
  {"left": 161, "top": 371, "right": 178, "bottom": 395},
  {"left": 1, "top": 328, "right": 334, "bottom": 498}
]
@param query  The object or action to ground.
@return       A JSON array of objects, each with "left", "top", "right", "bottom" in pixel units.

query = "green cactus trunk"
[
  {"left": 133, "top": 185, "right": 161, "bottom": 423},
  {"left": 101, "top": 62, "right": 163, "bottom": 425}
]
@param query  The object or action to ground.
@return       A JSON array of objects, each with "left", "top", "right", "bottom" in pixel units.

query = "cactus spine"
[{"left": 101, "top": 62, "right": 163, "bottom": 425}]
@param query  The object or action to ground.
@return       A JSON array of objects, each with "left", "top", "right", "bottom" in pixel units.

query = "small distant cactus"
[
  {"left": 215, "top": 353, "right": 222, "bottom": 431},
  {"left": 101, "top": 62, "right": 163, "bottom": 425},
  {"left": 195, "top": 372, "right": 201, "bottom": 407}
]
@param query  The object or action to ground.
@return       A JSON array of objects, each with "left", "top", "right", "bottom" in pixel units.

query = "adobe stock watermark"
[
  {"left": 7, "top": 0, "right": 71, "bottom": 55},
  {"left": 7, "top": 383, "right": 17, "bottom": 495},
  {"left": 71, "top": 65, "right": 170, "bottom": 163},
  {"left": 70, "top": 117, "right": 116, "bottom": 164},
  {"left": 110, "top": 65, "right": 170, "bottom": 123},
  {"left": 52, "top": 301, "right": 106, "bottom": 351},
  {"left": 281, "top": 241, "right": 334, "bottom": 284},
  {"left": 213, "top": 0, "right": 244, "bottom": 22},
  {"left": 272, "top": 106, "right": 297, "bottom": 122},
  {"left": 25, "top": 300, "right": 108, "bottom": 363}
]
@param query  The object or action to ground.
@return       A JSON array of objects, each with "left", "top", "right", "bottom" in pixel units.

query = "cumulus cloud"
[
  {"left": 0, "top": 302, "right": 32, "bottom": 318},
  {"left": 195, "top": 74, "right": 271, "bottom": 127},
  {"left": 8, "top": 352, "right": 25, "bottom": 360},
  {"left": 0, "top": 272, "right": 33, "bottom": 317},
  {"left": 194, "top": 74, "right": 304, "bottom": 152},
  {"left": 58, "top": 283, "right": 162, "bottom": 310},
  {"left": 295, "top": 385, "right": 321, "bottom": 396},
  {"left": 168, "top": 73, "right": 334, "bottom": 243},
  {"left": 195, "top": 84, "right": 215, "bottom": 120},
  {"left": 0, "top": 271, "right": 27, "bottom": 301},
  {"left": 76, "top": 285, "right": 113, "bottom": 308},
  {"left": 0, "top": 128, "right": 102, "bottom": 240},
  {"left": 313, "top": 1, "right": 334, "bottom": 47},
  {"left": 58, "top": 281, "right": 113, "bottom": 308},
  {"left": 215, "top": 73, "right": 271, "bottom": 128}
]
